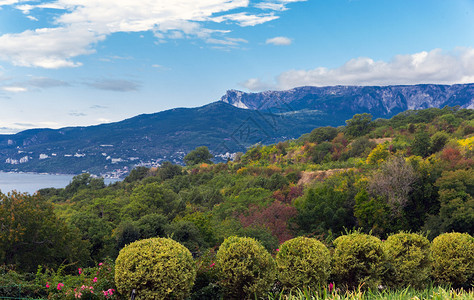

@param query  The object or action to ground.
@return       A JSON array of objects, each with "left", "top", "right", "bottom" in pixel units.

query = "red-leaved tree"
[{"left": 239, "top": 201, "right": 298, "bottom": 244}]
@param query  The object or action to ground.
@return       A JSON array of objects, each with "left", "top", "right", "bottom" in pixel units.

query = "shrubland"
[{"left": 1, "top": 106, "right": 473, "bottom": 298}]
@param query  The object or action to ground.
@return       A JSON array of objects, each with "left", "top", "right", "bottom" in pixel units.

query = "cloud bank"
[
  {"left": 0, "top": 0, "right": 304, "bottom": 68},
  {"left": 242, "top": 48, "right": 474, "bottom": 91},
  {"left": 85, "top": 79, "right": 140, "bottom": 92},
  {"left": 0, "top": 76, "right": 69, "bottom": 93}
]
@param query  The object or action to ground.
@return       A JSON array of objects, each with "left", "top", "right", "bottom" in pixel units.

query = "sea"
[{"left": 0, "top": 172, "right": 121, "bottom": 194}]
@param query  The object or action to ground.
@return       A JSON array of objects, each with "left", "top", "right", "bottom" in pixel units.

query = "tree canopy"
[{"left": 184, "top": 146, "right": 214, "bottom": 166}]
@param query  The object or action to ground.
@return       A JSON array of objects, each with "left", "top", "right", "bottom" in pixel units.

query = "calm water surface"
[{"left": 0, "top": 172, "right": 121, "bottom": 194}]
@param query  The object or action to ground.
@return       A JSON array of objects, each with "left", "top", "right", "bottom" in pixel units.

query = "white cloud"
[
  {"left": 2, "top": 86, "right": 27, "bottom": 92},
  {"left": 242, "top": 48, "right": 474, "bottom": 91},
  {"left": 255, "top": 2, "right": 287, "bottom": 11},
  {"left": 211, "top": 12, "right": 278, "bottom": 26},
  {"left": 255, "top": 0, "right": 306, "bottom": 11},
  {"left": 0, "top": 26, "right": 105, "bottom": 68},
  {"left": 97, "top": 118, "right": 111, "bottom": 124},
  {"left": 266, "top": 36, "right": 291, "bottom": 45},
  {"left": 18, "top": 2, "right": 66, "bottom": 12},
  {"left": 56, "top": 0, "right": 252, "bottom": 33},
  {"left": 151, "top": 64, "right": 170, "bottom": 71},
  {"left": 0, "top": 0, "right": 305, "bottom": 68},
  {"left": 240, "top": 78, "right": 276, "bottom": 91},
  {"left": 0, "top": 0, "right": 21, "bottom": 5},
  {"left": 206, "top": 37, "right": 248, "bottom": 46}
]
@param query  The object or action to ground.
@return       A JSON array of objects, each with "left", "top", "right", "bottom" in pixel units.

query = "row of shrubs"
[{"left": 114, "top": 232, "right": 473, "bottom": 299}]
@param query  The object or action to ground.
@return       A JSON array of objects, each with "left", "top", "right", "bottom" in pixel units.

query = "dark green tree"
[
  {"left": 0, "top": 192, "right": 89, "bottom": 271},
  {"left": 345, "top": 113, "right": 373, "bottom": 137},
  {"left": 122, "top": 182, "right": 183, "bottom": 219},
  {"left": 165, "top": 220, "right": 207, "bottom": 252},
  {"left": 435, "top": 169, "right": 474, "bottom": 234},
  {"left": 295, "top": 185, "right": 355, "bottom": 235},
  {"left": 158, "top": 161, "right": 183, "bottom": 180},
  {"left": 310, "top": 142, "right": 333, "bottom": 164},
  {"left": 354, "top": 189, "right": 391, "bottom": 236},
  {"left": 63, "top": 173, "right": 105, "bottom": 197},
  {"left": 430, "top": 131, "right": 449, "bottom": 153},
  {"left": 70, "top": 212, "right": 114, "bottom": 261},
  {"left": 347, "top": 137, "right": 376, "bottom": 158},
  {"left": 124, "top": 166, "right": 149, "bottom": 183},
  {"left": 411, "top": 131, "right": 431, "bottom": 157},
  {"left": 307, "top": 126, "right": 338, "bottom": 143},
  {"left": 115, "top": 221, "right": 140, "bottom": 250},
  {"left": 136, "top": 213, "right": 168, "bottom": 239},
  {"left": 184, "top": 146, "right": 214, "bottom": 166}
]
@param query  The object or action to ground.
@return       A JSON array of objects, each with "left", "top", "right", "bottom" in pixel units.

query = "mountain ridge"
[
  {"left": 1, "top": 83, "right": 473, "bottom": 176},
  {"left": 220, "top": 84, "right": 474, "bottom": 116}
]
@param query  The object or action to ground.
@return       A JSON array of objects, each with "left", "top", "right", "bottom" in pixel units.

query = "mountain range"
[
  {"left": 221, "top": 84, "right": 474, "bottom": 114},
  {"left": 0, "top": 83, "right": 473, "bottom": 176}
]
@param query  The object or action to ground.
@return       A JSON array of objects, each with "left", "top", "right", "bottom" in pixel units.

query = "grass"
[{"left": 266, "top": 286, "right": 474, "bottom": 300}]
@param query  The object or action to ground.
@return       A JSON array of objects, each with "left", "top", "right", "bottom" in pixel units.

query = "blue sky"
[{"left": 0, "top": 0, "right": 473, "bottom": 133}]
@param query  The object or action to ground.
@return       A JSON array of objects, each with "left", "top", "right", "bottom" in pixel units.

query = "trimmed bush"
[
  {"left": 331, "top": 233, "right": 385, "bottom": 290},
  {"left": 216, "top": 236, "right": 276, "bottom": 299},
  {"left": 114, "top": 237, "right": 196, "bottom": 299},
  {"left": 431, "top": 232, "right": 474, "bottom": 288},
  {"left": 276, "top": 236, "right": 330, "bottom": 290},
  {"left": 383, "top": 232, "right": 431, "bottom": 289}
]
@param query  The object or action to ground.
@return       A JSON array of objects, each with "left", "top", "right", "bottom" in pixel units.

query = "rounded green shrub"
[
  {"left": 216, "top": 236, "right": 276, "bottom": 299},
  {"left": 276, "top": 236, "right": 330, "bottom": 291},
  {"left": 114, "top": 237, "right": 196, "bottom": 299},
  {"left": 383, "top": 232, "right": 431, "bottom": 289},
  {"left": 331, "top": 233, "right": 385, "bottom": 290},
  {"left": 431, "top": 232, "right": 474, "bottom": 288}
]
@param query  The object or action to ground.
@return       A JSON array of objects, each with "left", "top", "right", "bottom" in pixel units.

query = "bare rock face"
[{"left": 220, "top": 84, "right": 474, "bottom": 117}]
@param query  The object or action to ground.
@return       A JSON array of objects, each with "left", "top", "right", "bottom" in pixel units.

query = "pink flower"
[
  {"left": 93, "top": 277, "right": 98, "bottom": 283},
  {"left": 102, "top": 289, "right": 114, "bottom": 297},
  {"left": 276, "top": 248, "right": 279, "bottom": 252},
  {"left": 78, "top": 268, "right": 82, "bottom": 274},
  {"left": 210, "top": 262, "right": 215, "bottom": 268},
  {"left": 57, "top": 283, "right": 64, "bottom": 291},
  {"left": 45, "top": 282, "right": 50, "bottom": 288},
  {"left": 328, "top": 282, "right": 334, "bottom": 292},
  {"left": 99, "top": 262, "right": 103, "bottom": 266}
]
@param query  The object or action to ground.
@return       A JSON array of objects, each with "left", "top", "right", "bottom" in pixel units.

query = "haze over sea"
[{"left": 0, "top": 172, "right": 120, "bottom": 194}]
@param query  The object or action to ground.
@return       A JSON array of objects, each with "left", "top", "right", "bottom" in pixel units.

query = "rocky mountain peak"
[{"left": 220, "top": 84, "right": 474, "bottom": 117}]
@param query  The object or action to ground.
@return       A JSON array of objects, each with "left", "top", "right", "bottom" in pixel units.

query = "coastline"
[
  {"left": 0, "top": 170, "right": 124, "bottom": 179},
  {"left": 0, "top": 172, "right": 122, "bottom": 194}
]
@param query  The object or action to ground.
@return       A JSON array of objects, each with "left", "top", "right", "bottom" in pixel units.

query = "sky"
[{"left": 0, "top": 0, "right": 473, "bottom": 134}]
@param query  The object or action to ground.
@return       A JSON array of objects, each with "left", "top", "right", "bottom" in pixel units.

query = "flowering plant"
[{"left": 38, "top": 259, "right": 118, "bottom": 299}]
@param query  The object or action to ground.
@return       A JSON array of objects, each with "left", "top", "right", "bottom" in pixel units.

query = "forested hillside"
[{"left": 1, "top": 106, "right": 473, "bottom": 274}]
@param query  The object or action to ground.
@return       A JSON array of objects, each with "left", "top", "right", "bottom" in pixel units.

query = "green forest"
[{"left": 1, "top": 106, "right": 473, "bottom": 299}]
